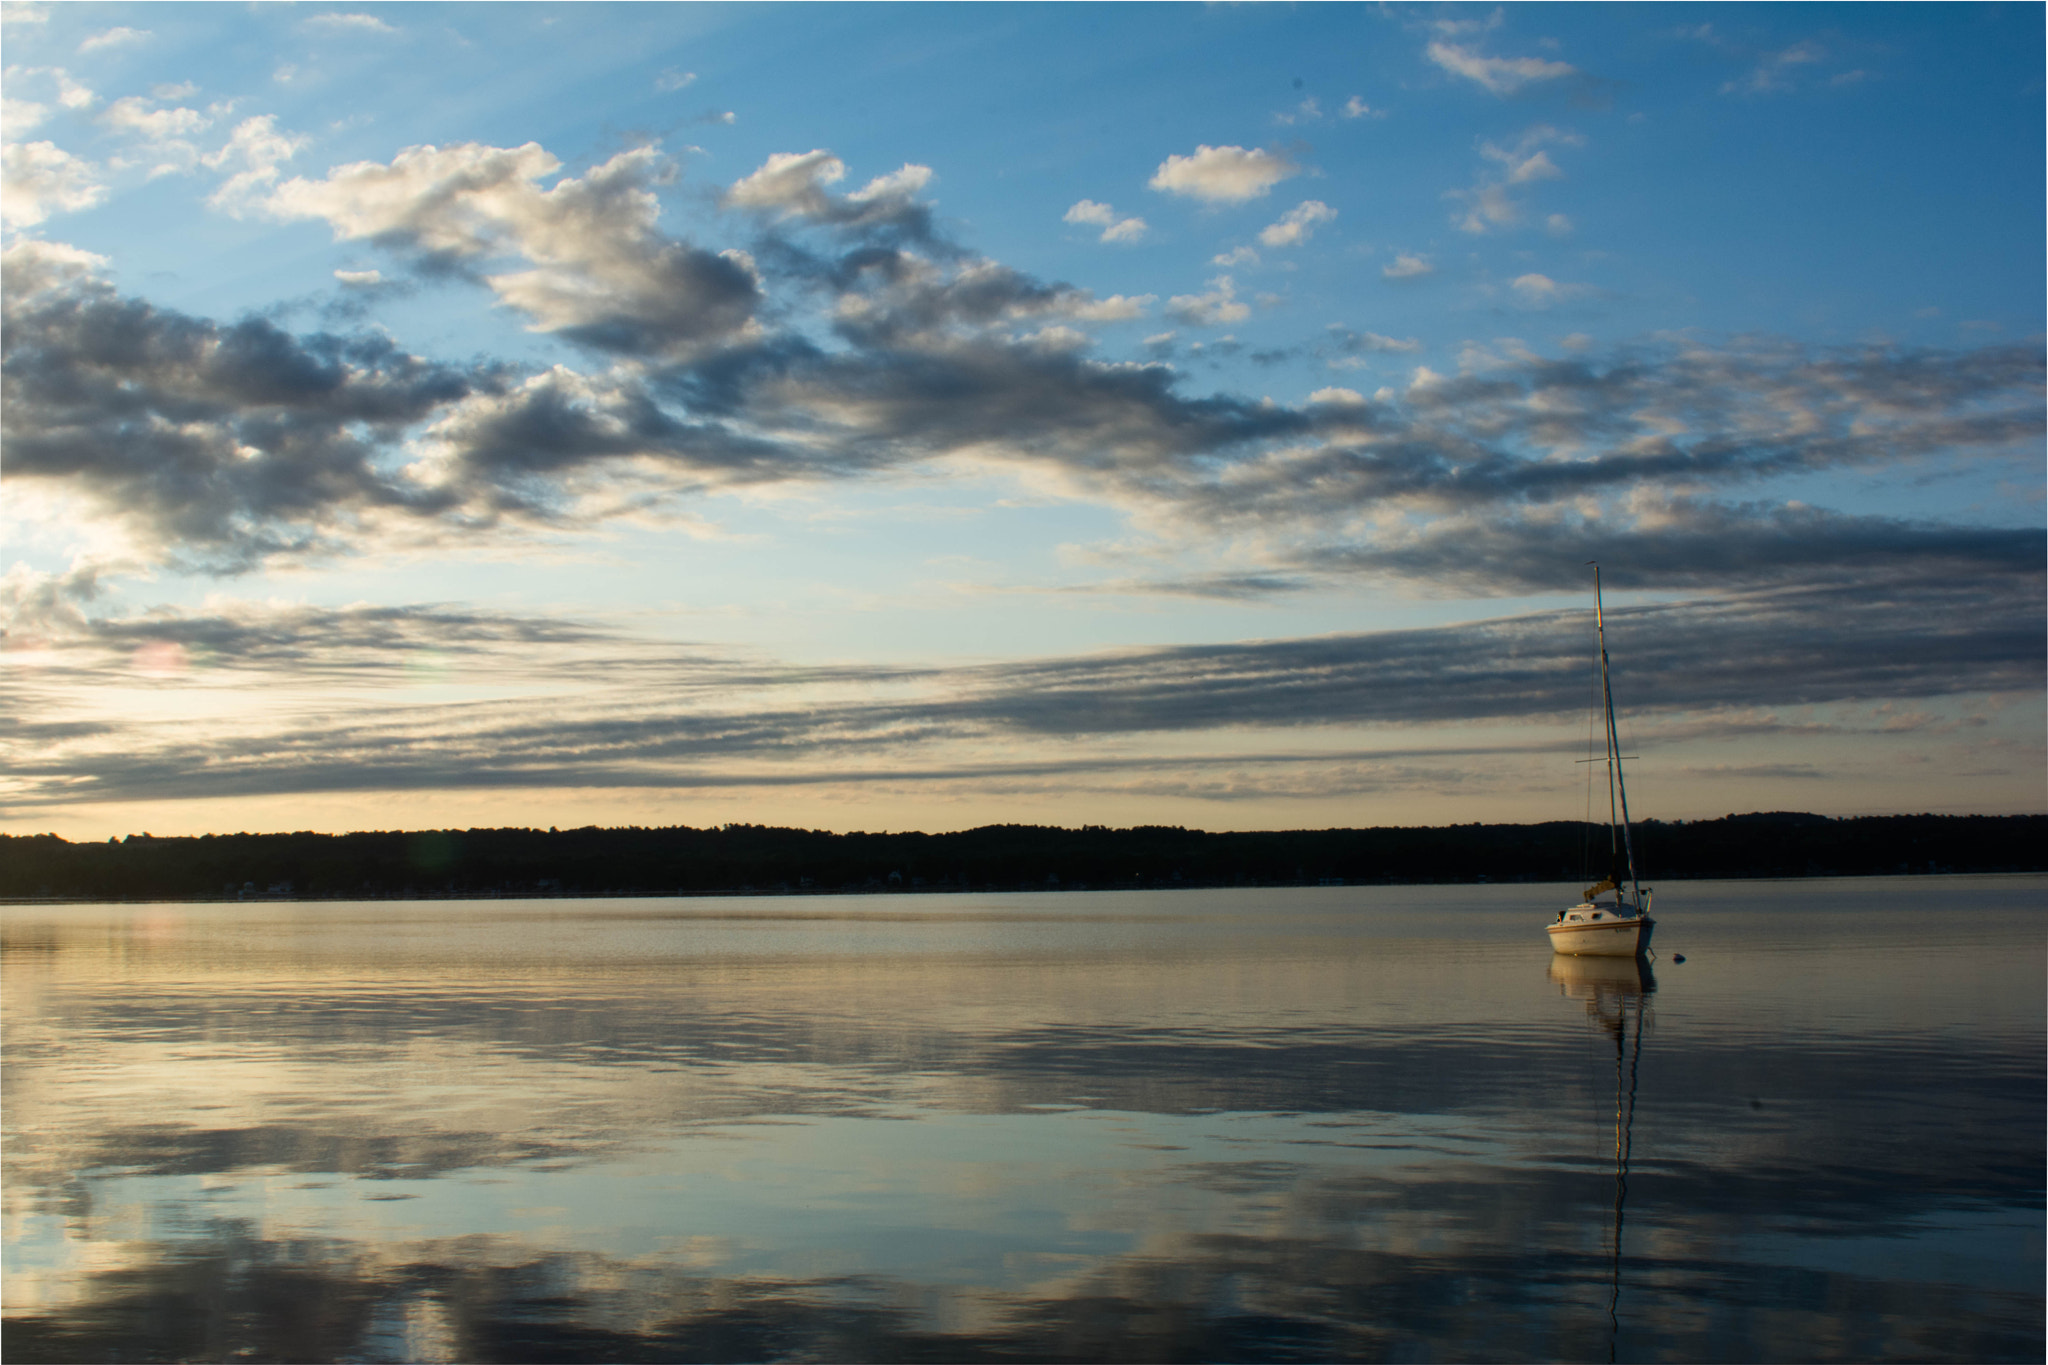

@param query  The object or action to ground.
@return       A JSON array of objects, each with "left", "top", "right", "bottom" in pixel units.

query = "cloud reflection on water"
[{"left": 3, "top": 882, "right": 2042, "bottom": 1362}]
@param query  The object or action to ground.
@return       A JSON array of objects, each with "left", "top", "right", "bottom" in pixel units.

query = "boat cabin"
[{"left": 1556, "top": 902, "right": 1643, "bottom": 924}]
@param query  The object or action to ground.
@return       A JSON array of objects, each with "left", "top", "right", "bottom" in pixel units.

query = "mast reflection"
[{"left": 1549, "top": 953, "right": 1654, "bottom": 1363}]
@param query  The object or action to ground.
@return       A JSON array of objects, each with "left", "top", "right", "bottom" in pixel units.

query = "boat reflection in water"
[{"left": 1550, "top": 953, "right": 1655, "bottom": 1364}]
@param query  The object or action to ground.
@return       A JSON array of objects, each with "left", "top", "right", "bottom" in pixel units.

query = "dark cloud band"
[{"left": 7, "top": 569, "right": 2037, "bottom": 809}]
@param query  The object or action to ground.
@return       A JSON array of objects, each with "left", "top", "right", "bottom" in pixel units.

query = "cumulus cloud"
[
  {"left": 101, "top": 95, "right": 211, "bottom": 141},
  {"left": 54, "top": 72, "right": 94, "bottom": 109},
  {"left": 2, "top": 96, "right": 50, "bottom": 138},
  {"left": 725, "top": 148, "right": 844, "bottom": 210},
  {"left": 806, "top": 249, "right": 1158, "bottom": 349},
  {"left": 399, "top": 364, "right": 802, "bottom": 505},
  {"left": 1149, "top": 145, "right": 1297, "bottom": 203},
  {"left": 1426, "top": 40, "right": 1578, "bottom": 95},
  {"left": 1064, "top": 293, "right": 1154, "bottom": 322},
  {"left": 7, "top": 66, "right": 99, "bottom": 113},
  {"left": 723, "top": 149, "right": 936, "bottom": 241},
  {"left": 11, "top": 205, "right": 2040, "bottom": 595},
  {"left": 0, "top": 235, "right": 107, "bottom": 283},
  {"left": 1498, "top": 147, "right": 1562, "bottom": 185},
  {"left": 0, "top": 239, "right": 497, "bottom": 567},
  {"left": 1341, "top": 96, "right": 1383, "bottom": 119},
  {"left": 1166, "top": 275, "right": 1250, "bottom": 327},
  {"left": 1383, "top": 252, "right": 1434, "bottom": 280},
  {"left": 1508, "top": 273, "right": 1592, "bottom": 306},
  {"left": 205, "top": 114, "right": 309, "bottom": 211},
  {"left": 8, "top": 109, "right": 2039, "bottom": 639},
  {"left": 4, "top": 230, "right": 1248, "bottom": 568},
  {"left": 655, "top": 68, "right": 696, "bottom": 92},
  {"left": 1, "top": 140, "right": 105, "bottom": 226},
  {"left": 98, "top": 93, "right": 215, "bottom": 176},
  {"left": 1258, "top": 200, "right": 1336, "bottom": 248},
  {"left": 1063, "top": 199, "right": 1147, "bottom": 243},
  {"left": 270, "top": 141, "right": 762, "bottom": 359}
]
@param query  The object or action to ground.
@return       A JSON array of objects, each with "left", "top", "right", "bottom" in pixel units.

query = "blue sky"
[{"left": 3, "top": 2, "right": 2042, "bottom": 839}]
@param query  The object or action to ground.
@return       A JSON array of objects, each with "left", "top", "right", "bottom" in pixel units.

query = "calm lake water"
[{"left": 3, "top": 876, "right": 2042, "bottom": 1363}]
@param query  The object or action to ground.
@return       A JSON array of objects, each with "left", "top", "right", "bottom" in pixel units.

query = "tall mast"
[{"left": 1592, "top": 567, "right": 1641, "bottom": 906}]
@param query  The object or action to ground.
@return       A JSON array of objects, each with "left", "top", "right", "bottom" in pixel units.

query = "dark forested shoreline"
[{"left": 2, "top": 812, "right": 2042, "bottom": 903}]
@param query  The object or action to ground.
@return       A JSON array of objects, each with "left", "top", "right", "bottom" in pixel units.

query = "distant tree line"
[{"left": 1, "top": 812, "right": 2041, "bottom": 902}]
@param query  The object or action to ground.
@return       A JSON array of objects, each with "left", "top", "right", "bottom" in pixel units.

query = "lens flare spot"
[{"left": 132, "top": 641, "right": 189, "bottom": 677}]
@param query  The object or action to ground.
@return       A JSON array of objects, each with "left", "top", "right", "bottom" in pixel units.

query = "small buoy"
[{"left": 1671, "top": 953, "right": 1686, "bottom": 964}]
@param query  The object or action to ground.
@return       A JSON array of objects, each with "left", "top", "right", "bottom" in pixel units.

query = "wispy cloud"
[
  {"left": 6, "top": 570, "right": 2036, "bottom": 810},
  {"left": 77, "top": 26, "right": 149, "bottom": 54},
  {"left": 1682, "top": 25, "right": 1868, "bottom": 98},
  {"left": 1450, "top": 125, "right": 1581, "bottom": 234},
  {"left": 305, "top": 13, "right": 396, "bottom": 34},
  {"left": 1322, "top": 325, "right": 1422, "bottom": 363},
  {"left": 1258, "top": 200, "right": 1336, "bottom": 249},
  {"left": 1272, "top": 96, "right": 1323, "bottom": 126},
  {"left": 1426, "top": 40, "right": 1577, "bottom": 96},
  {"left": 1723, "top": 40, "right": 1824, "bottom": 95}
]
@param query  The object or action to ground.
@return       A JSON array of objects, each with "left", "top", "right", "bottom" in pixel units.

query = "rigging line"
[
  {"left": 1594, "top": 567, "right": 1622, "bottom": 882},
  {"left": 1594, "top": 566, "right": 1642, "bottom": 904},
  {"left": 1583, "top": 598, "right": 1603, "bottom": 882},
  {"left": 1619, "top": 699, "right": 1648, "bottom": 893}
]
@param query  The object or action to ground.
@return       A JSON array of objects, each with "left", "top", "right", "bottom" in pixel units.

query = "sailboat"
[{"left": 1548, "top": 565, "right": 1656, "bottom": 957}]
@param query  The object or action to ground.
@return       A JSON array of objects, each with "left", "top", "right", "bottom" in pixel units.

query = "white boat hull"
[{"left": 1547, "top": 911, "right": 1654, "bottom": 957}]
